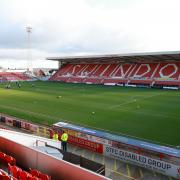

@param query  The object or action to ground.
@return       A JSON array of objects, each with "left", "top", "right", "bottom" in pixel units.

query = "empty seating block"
[
  {"left": 5, "top": 155, "right": 16, "bottom": 166},
  {"left": 39, "top": 173, "right": 51, "bottom": 180},
  {"left": 0, "top": 174, "right": 11, "bottom": 180},
  {"left": 18, "top": 170, "right": 32, "bottom": 180},
  {"left": 0, "top": 152, "right": 16, "bottom": 166},
  {"left": 50, "top": 62, "right": 180, "bottom": 86},
  {"left": 29, "top": 169, "right": 40, "bottom": 177},
  {"left": 29, "top": 169, "right": 51, "bottom": 180},
  {"left": 8, "top": 164, "right": 22, "bottom": 178},
  {"left": 0, "top": 152, "right": 51, "bottom": 180},
  {"left": 0, "top": 152, "right": 6, "bottom": 164},
  {"left": 0, "top": 72, "right": 30, "bottom": 82}
]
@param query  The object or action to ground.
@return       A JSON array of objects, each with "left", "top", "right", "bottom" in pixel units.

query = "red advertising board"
[
  {"left": 68, "top": 135, "right": 103, "bottom": 154},
  {"left": 5, "top": 117, "right": 14, "bottom": 126}
]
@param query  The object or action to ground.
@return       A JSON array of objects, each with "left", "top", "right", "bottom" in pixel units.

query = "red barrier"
[
  {"left": 0, "top": 135, "right": 108, "bottom": 180},
  {"left": 68, "top": 135, "right": 103, "bottom": 153}
]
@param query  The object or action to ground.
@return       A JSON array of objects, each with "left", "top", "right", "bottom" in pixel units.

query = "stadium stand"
[
  {"left": 0, "top": 152, "right": 16, "bottom": 166},
  {"left": 49, "top": 62, "right": 180, "bottom": 87},
  {"left": 0, "top": 151, "right": 51, "bottom": 180},
  {"left": 0, "top": 72, "right": 31, "bottom": 82},
  {"left": 48, "top": 52, "right": 180, "bottom": 88}
]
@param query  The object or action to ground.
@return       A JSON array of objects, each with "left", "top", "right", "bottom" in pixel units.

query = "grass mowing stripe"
[
  {"left": 0, "top": 81, "right": 179, "bottom": 146},
  {"left": 0, "top": 104, "right": 59, "bottom": 122},
  {"left": 110, "top": 93, "right": 163, "bottom": 109}
]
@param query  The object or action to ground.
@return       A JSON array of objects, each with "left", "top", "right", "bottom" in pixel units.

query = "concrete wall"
[{"left": 0, "top": 134, "right": 109, "bottom": 180}]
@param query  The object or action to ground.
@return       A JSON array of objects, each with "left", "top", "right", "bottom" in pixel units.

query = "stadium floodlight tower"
[{"left": 26, "top": 26, "right": 33, "bottom": 73}]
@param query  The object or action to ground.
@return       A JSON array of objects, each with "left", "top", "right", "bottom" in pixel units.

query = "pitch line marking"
[
  {"left": 110, "top": 93, "right": 163, "bottom": 109},
  {"left": 0, "top": 104, "right": 177, "bottom": 148},
  {"left": 109, "top": 95, "right": 179, "bottom": 120},
  {"left": 0, "top": 100, "right": 178, "bottom": 130}
]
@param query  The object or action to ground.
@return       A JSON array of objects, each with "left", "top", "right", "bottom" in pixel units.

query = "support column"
[{"left": 58, "top": 61, "right": 62, "bottom": 69}]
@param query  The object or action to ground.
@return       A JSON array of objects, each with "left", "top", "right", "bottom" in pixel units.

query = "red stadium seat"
[
  {"left": 11, "top": 177, "right": 18, "bottom": 180},
  {"left": 0, "top": 174, "right": 11, "bottom": 180},
  {"left": 18, "top": 171, "right": 31, "bottom": 180},
  {"left": 27, "top": 176, "right": 40, "bottom": 180},
  {"left": 5, "top": 155, "right": 16, "bottom": 165},
  {"left": 8, "top": 164, "right": 22, "bottom": 178},
  {"left": 0, "top": 152, "right": 6, "bottom": 158},
  {"left": 29, "top": 169, "right": 40, "bottom": 177},
  {"left": 0, "top": 72, "right": 30, "bottom": 82},
  {"left": 49, "top": 62, "right": 180, "bottom": 86},
  {"left": 39, "top": 173, "right": 51, "bottom": 180},
  {"left": 0, "top": 152, "right": 6, "bottom": 164},
  {"left": 0, "top": 169, "right": 6, "bottom": 175}
]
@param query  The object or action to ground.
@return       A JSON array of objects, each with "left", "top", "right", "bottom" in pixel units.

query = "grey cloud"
[{"left": 0, "top": 0, "right": 180, "bottom": 68}]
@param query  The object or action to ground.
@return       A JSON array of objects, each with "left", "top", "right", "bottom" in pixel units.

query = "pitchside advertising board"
[
  {"left": 54, "top": 122, "right": 180, "bottom": 179},
  {"left": 104, "top": 145, "right": 180, "bottom": 178}
]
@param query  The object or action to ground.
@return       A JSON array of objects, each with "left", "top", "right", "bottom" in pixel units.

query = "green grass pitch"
[{"left": 0, "top": 81, "right": 179, "bottom": 146}]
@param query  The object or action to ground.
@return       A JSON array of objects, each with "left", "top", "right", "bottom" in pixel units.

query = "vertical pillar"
[
  {"left": 26, "top": 26, "right": 33, "bottom": 73},
  {"left": 37, "top": 127, "right": 40, "bottom": 136},
  {"left": 58, "top": 61, "right": 62, "bottom": 69},
  {"left": 44, "top": 127, "right": 47, "bottom": 137}
]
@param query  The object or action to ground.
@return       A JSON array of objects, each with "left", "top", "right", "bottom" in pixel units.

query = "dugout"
[
  {"left": 59, "top": 149, "right": 105, "bottom": 175},
  {"left": 53, "top": 121, "right": 180, "bottom": 179}
]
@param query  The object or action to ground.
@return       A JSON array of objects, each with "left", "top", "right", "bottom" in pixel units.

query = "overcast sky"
[{"left": 0, "top": 0, "right": 180, "bottom": 68}]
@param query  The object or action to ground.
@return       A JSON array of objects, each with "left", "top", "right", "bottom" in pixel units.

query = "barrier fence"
[{"left": 53, "top": 122, "right": 180, "bottom": 179}]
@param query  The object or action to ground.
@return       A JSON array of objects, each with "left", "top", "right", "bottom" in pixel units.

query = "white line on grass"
[
  {"left": 110, "top": 93, "right": 163, "bottom": 109},
  {"left": 0, "top": 103, "right": 177, "bottom": 146}
]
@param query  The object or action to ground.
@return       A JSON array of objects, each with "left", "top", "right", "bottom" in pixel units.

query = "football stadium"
[
  {"left": 0, "top": 52, "right": 180, "bottom": 146},
  {"left": 0, "top": 51, "right": 180, "bottom": 180},
  {"left": 0, "top": 1, "right": 180, "bottom": 180}
]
